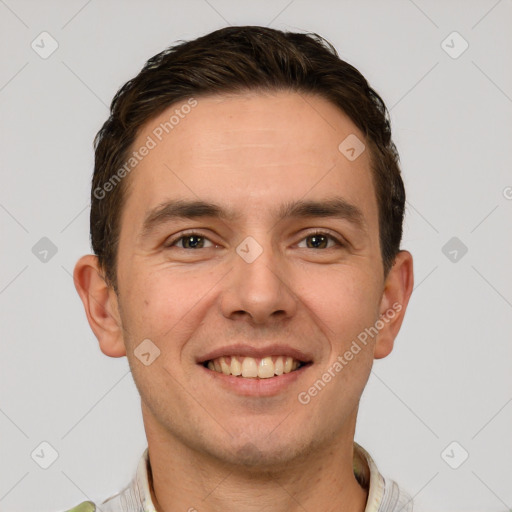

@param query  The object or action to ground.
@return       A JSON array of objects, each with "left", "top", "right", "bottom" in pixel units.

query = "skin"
[{"left": 74, "top": 91, "right": 413, "bottom": 512}]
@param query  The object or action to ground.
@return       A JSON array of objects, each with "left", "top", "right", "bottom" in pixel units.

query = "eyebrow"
[{"left": 139, "top": 197, "right": 367, "bottom": 240}]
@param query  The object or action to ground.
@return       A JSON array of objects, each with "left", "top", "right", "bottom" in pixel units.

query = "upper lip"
[{"left": 196, "top": 344, "right": 314, "bottom": 364}]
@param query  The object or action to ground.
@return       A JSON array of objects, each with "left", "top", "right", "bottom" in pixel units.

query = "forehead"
[{"left": 119, "top": 91, "right": 378, "bottom": 234}]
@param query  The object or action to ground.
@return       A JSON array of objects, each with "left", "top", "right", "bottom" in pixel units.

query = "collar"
[{"left": 100, "top": 443, "right": 412, "bottom": 512}]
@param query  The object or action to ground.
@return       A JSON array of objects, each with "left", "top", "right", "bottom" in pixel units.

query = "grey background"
[{"left": 1, "top": 0, "right": 511, "bottom": 511}]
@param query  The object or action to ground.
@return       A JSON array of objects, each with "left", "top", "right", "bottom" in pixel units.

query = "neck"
[{"left": 145, "top": 414, "right": 369, "bottom": 512}]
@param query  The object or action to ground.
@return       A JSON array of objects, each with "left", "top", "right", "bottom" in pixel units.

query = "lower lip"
[{"left": 199, "top": 364, "right": 312, "bottom": 397}]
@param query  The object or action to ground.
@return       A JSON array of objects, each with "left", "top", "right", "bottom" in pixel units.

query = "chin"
[{"left": 209, "top": 431, "right": 313, "bottom": 471}]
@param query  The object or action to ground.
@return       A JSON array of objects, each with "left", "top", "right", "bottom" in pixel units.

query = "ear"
[
  {"left": 374, "top": 250, "right": 414, "bottom": 359},
  {"left": 73, "top": 254, "right": 126, "bottom": 358}
]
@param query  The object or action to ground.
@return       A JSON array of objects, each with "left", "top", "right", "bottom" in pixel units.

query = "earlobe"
[
  {"left": 73, "top": 255, "right": 126, "bottom": 358},
  {"left": 374, "top": 250, "right": 414, "bottom": 359}
]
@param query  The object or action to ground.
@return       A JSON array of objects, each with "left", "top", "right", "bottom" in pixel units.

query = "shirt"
[{"left": 64, "top": 443, "right": 413, "bottom": 512}]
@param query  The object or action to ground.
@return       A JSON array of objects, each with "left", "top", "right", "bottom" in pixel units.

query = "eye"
[
  {"left": 165, "top": 230, "right": 344, "bottom": 251},
  {"left": 297, "top": 231, "right": 344, "bottom": 249},
  {"left": 167, "top": 232, "right": 216, "bottom": 249}
]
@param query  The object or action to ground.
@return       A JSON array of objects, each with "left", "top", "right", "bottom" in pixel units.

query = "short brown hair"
[{"left": 91, "top": 25, "right": 405, "bottom": 291}]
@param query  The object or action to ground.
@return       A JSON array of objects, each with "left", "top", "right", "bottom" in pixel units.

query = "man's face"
[{"left": 114, "top": 91, "right": 387, "bottom": 466}]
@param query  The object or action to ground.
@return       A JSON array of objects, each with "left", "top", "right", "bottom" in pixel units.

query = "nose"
[{"left": 219, "top": 237, "right": 298, "bottom": 325}]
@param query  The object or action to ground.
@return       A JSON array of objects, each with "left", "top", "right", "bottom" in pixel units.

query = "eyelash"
[{"left": 166, "top": 230, "right": 345, "bottom": 249}]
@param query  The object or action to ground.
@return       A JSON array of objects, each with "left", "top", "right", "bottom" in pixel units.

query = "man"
[{"left": 70, "top": 25, "right": 414, "bottom": 512}]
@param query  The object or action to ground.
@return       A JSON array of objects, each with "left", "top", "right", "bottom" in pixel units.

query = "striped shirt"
[{"left": 65, "top": 443, "right": 413, "bottom": 512}]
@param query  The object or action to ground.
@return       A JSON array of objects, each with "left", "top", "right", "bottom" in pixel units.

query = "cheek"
[
  {"left": 310, "top": 267, "right": 379, "bottom": 400},
  {"left": 296, "top": 267, "right": 377, "bottom": 408},
  {"left": 121, "top": 266, "right": 216, "bottom": 344},
  {"left": 294, "top": 264, "right": 381, "bottom": 347}
]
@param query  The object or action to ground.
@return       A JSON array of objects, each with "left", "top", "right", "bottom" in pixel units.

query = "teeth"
[
  {"left": 258, "top": 357, "right": 275, "bottom": 379},
  {"left": 206, "top": 355, "right": 304, "bottom": 378},
  {"left": 230, "top": 357, "right": 242, "bottom": 376},
  {"left": 274, "top": 356, "right": 284, "bottom": 375},
  {"left": 241, "top": 357, "right": 258, "bottom": 377},
  {"left": 220, "top": 357, "right": 231, "bottom": 375}
]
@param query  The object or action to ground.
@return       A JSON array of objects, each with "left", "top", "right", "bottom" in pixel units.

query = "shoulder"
[{"left": 61, "top": 501, "right": 97, "bottom": 512}]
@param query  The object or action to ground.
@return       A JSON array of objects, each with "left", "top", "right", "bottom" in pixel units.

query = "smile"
[{"left": 204, "top": 355, "right": 307, "bottom": 378}]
